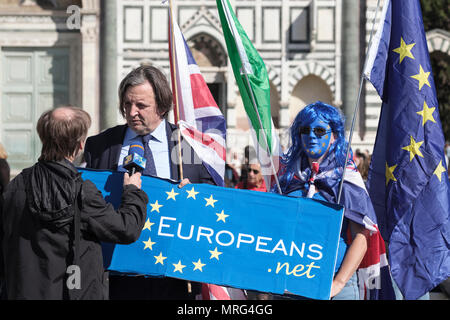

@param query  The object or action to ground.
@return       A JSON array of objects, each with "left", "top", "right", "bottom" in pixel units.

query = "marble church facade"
[{"left": 1, "top": 0, "right": 449, "bottom": 174}]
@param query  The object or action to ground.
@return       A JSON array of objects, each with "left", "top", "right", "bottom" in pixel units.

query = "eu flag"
[{"left": 364, "top": 0, "right": 450, "bottom": 299}]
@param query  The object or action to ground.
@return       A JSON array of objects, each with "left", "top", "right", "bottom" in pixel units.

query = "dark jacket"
[
  {"left": 0, "top": 159, "right": 9, "bottom": 195},
  {"left": 84, "top": 123, "right": 214, "bottom": 300},
  {"left": 0, "top": 159, "right": 148, "bottom": 300},
  {"left": 84, "top": 123, "right": 214, "bottom": 184}
]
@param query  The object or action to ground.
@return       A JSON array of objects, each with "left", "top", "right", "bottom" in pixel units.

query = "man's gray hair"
[{"left": 118, "top": 65, "right": 173, "bottom": 119}]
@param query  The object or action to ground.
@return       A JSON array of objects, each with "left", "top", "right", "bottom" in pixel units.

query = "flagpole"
[
  {"left": 221, "top": 0, "right": 282, "bottom": 194},
  {"left": 168, "top": 3, "right": 191, "bottom": 295},
  {"left": 168, "top": 0, "right": 184, "bottom": 180},
  {"left": 337, "top": 0, "right": 382, "bottom": 204}
]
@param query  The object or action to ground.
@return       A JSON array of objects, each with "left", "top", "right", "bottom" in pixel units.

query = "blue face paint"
[{"left": 301, "top": 118, "right": 332, "bottom": 159}]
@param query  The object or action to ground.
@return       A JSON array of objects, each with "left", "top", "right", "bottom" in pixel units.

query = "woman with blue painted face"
[{"left": 273, "top": 101, "right": 376, "bottom": 300}]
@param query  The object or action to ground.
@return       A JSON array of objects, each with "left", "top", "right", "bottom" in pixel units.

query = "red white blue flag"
[
  {"left": 168, "top": 17, "right": 227, "bottom": 187},
  {"left": 342, "top": 161, "right": 395, "bottom": 300},
  {"left": 168, "top": 14, "right": 238, "bottom": 300}
]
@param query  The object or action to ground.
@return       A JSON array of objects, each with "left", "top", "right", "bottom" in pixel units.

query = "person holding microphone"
[{"left": 0, "top": 106, "right": 148, "bottom": 300}]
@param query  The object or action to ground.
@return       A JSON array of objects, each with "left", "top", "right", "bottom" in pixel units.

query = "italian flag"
[{"left": 216, "top": 0, "right": 281, "bottom": 188}]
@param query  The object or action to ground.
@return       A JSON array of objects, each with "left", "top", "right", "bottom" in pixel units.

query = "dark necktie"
[{"left": 142, "top": 134, "right": 157, "bottom": 176}]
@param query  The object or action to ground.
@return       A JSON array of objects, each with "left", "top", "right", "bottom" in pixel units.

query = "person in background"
[
  {"left": 355, "top": 149, "right": 369, "bottom": 182},
  {"left": 224, "top": 163, "right": 239, "bottom": 188},
  {"left": 235, "top": 160, "right": 266, "bottom": 192},
  {"left": 0, "top": 106, "right": 148, "bottom": 300},
  {"left": 235, "top": 158, "right": 268, "bottom": 300},
  {"left": 225, "top": 149, "right": 241, "bottom": 188},
  {"left": 238, "top": 145, "right": 256, "bottom": 189}
]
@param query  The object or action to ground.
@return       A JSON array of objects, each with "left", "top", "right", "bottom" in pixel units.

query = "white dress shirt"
[{"left": 118, "top": 119, "right": 171, "bottom": 179}]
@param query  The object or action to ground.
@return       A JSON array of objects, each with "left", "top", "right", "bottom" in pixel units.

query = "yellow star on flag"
[
  {"left": 186, "top": 187, "right": 199, "bottom": 200},
  {"left": 433, "top": 160, "right": 446, "bottom": 182},
  {"left": 192, "top": 259, "right": 206, "bottom": 272},
  {"left": 209, "top": 247, "right": 222, "bottom": 260},
  {"left": 166, "top": 188, "right": 179, "bottom": 201},
  {"left": 385, "top": 162, "right": 398, "bottom": 186},
  {"left": 204, "top": 195, "right": 218, "bottom": 207},
  {"left": 416, "top": 101, "right": 436, "bottom": 126},
  {"left": 150, "top": 200, "right": 163, "bottom": 213},
  {"left": 143, "top": 237, "right": 155, "bottom": 250},
  {"left": 142, "top": 218, "right": 154, "bottom": 231},
  {"left": 173, "top": 260, "right": 186, "bottom": 273},
  {"left": 402, "top": 135, "right": 424, "bottom": 162},
  {"left": 216, "top": 210, "right": 229, "bottom": 223},
  {"left": 393, "top": 37, "right": 415, "bottom": 63},
  {"left": 154, "top": 252, "right": 167, "bottom": 265},
  {"left": 410, "top": 65, "right": 431, "bottom": 91}
]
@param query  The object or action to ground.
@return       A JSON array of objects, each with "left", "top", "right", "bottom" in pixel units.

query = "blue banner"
[{"left": 79, "top": 168, "right": 344, "bottom": 300}]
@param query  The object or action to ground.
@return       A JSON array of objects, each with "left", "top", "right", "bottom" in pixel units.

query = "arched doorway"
[{"left": 288, "top": 74, "right": 333, "bottom": 123}]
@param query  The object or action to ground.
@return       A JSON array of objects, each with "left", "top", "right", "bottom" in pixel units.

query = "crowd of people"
[{"left": 0, "top": 64, "right": 448, "bottom": 300}]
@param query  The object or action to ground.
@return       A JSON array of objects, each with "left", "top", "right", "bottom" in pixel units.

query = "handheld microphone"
[{"left": 123, "top": 141, "right": 147, "bottom": 175}]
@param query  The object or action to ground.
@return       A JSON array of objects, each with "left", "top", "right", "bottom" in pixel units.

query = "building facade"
[
  {"left": 0, "top": 0, "right": 100, "bottom": 173},
  {"left": 1, "top": 0, "right": 449, "bottom": 175},
  {"left": 112, "top": 0, "right": 350, "bottom": 162}
]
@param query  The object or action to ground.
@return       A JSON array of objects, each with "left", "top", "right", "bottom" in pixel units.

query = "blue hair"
[{"left": 277, "top": 101, "right": 348, "bottom": 193}]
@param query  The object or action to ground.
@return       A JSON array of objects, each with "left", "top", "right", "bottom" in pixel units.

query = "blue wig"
[{"left": 277, "top": 101, "right": 348, "bottom": 193}]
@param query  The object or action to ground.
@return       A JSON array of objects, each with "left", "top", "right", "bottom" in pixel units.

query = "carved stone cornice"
[
  {"left": 0, "top": 14, "right": 66, "bottom": 24},
  {"left": 180, "top": 5, "right": 221, "bottom": 33}
]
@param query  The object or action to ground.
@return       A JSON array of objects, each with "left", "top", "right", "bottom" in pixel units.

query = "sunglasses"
[
  {"left": 248, "top": 168, "right": 260, "bottom": 174},
  {"left": 299, "top": 126, "right": 331, "bottom": 137}
]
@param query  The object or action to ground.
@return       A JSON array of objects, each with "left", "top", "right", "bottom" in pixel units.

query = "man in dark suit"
[{"left": 84, "top": 65, "right": 214, "bottom": 299}]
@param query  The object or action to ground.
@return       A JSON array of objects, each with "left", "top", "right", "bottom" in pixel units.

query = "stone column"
[
  {"left": 278, "top": 101, "right": 290, "bottom": 129},
  {"left": 81, "top": 6, "right": 100, "bottom": 135},
  {"left": 100, "top": 0, "right": 117, "bottom": 131},
  {"left": 341, "top": 0, "right": 360, "bottom": 130},
  {"left": 278, "top": 101, "right": 291, "bottom": 150}
]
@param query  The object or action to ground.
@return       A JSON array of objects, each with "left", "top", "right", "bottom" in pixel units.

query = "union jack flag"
[
  {"left": 168, "top": 16, "right": 226, "bottom": 187},
  {"left": 169, "top": 14, "right": 245, "bottom": 300},
  {"left": 342, "top": 161, "right": 394, "bottom": 300}
]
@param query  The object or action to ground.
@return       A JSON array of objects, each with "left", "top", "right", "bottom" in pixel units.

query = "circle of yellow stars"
[
  {"left": 301, "top": 123, "right": 331, "bottom": 156},
  {"left": 385, "top": 36, "right": 447, "bottom": 186},
  {"left": 140, "top": 185, "right": 230, "bottom": 274}
]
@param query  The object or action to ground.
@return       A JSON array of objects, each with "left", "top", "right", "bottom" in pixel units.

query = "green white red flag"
[{"left": 216, "top": 0, "right": 281, "bottom": 189}]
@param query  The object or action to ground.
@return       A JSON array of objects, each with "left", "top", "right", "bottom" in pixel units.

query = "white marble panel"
[
  {"left": 124, "top": 6, "right": 143, "bottom": 42},
  {"left": 317, "top": 7, "right": 334, "bottom": 42}
]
